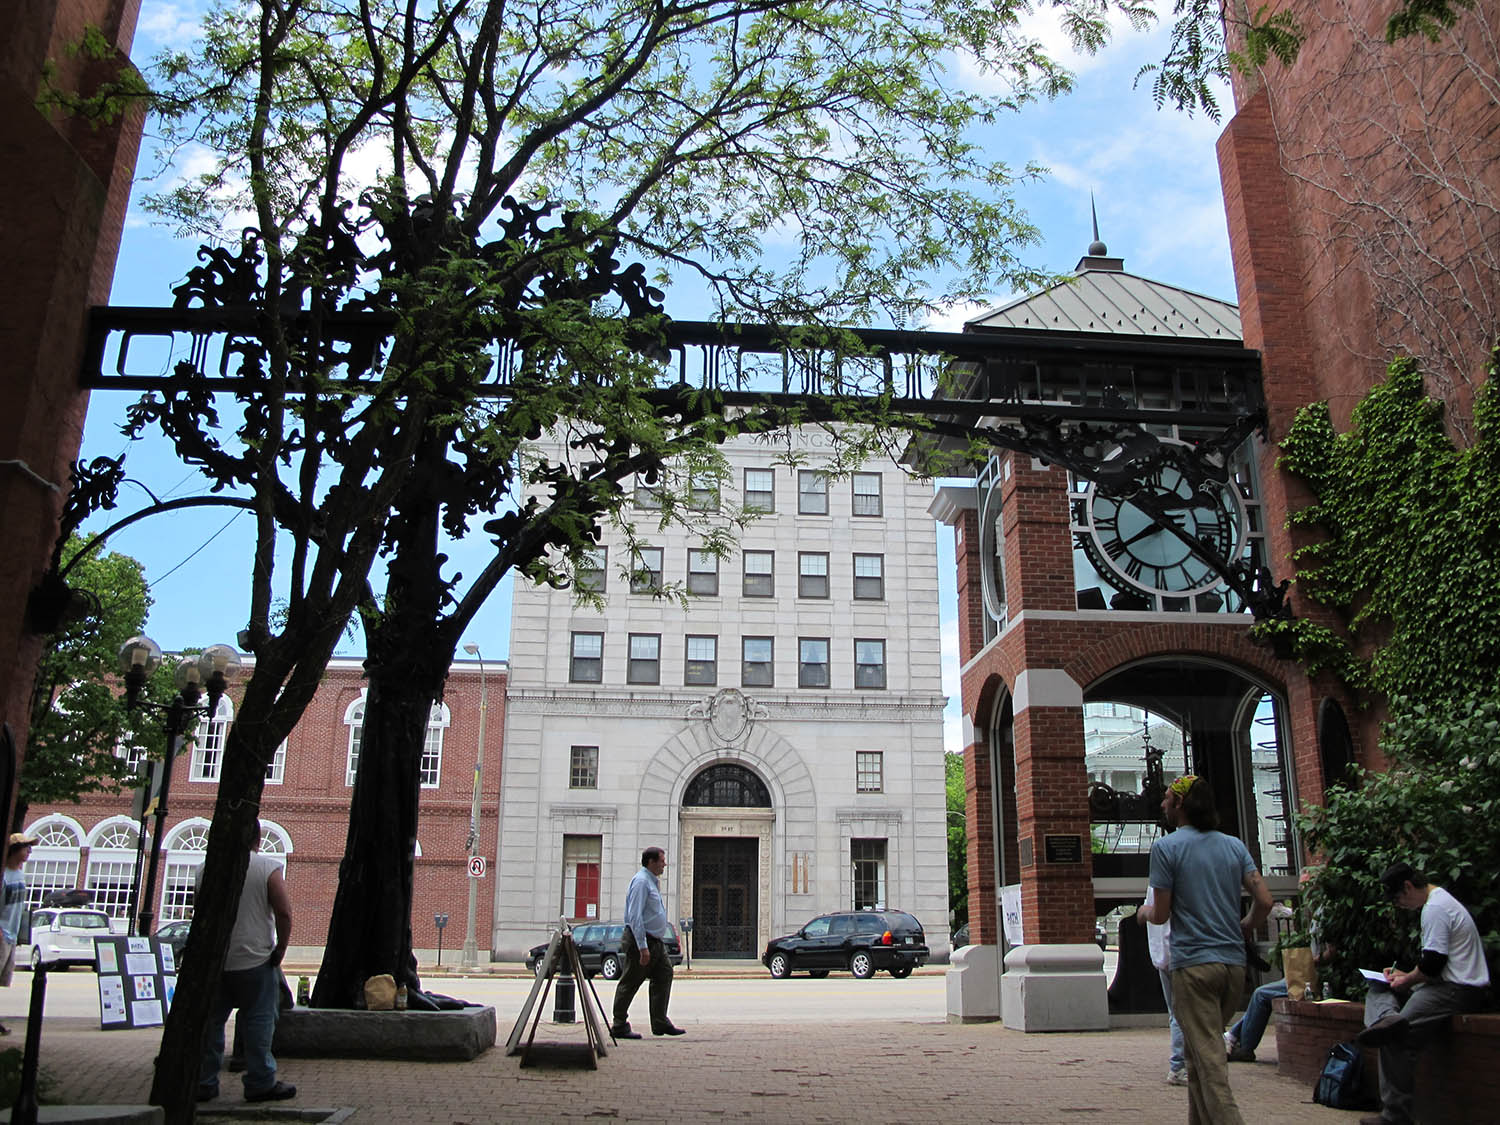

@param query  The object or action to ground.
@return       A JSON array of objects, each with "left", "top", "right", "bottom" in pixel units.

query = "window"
[
  {"left": 852, "top": 838, "right": 888, "bottom": 910},
  {"left": 420, "top": 703, "right": 449, "bottom": 787},
  {"left": 630, "top": 546, "right": 663, "bottom": 593},
  {"left": 570, "top": 746, "right": 599, "bottom": 789},
  {"left": 562, "top": 835, "right": 603, "bottom": 920},
  {"left": 855, "top": 639, "right": 886, "bottom": 689},
  {"left": 856, "top": 751, "right": 884, "bottom": 793},
  {"left": 853, "top": 553, "right": 884, "bottom": 600},
  {"left": 742, "top": 636, "right": 774, "bottom": 687},
  {"left": 190, "top": 695, "right": 234, "bottom": 782},
  {"left": 852, "top": 472, "right": 883, "bottom": 517},
  {"left": 266, "top": 740, "right": 287, "bottom": 784},
  {"left": 798, "top": 552, "right": 829, "bottom": 598},
  {"left": 798, "top": 470, "right": 828, "bottom": 515},
  {"left": 115, "top": 741, "right": 147, "bottom": 773},
  {"left": 577, "top": 548, "right": 606, "bottom": 594},
  {"left": 683, "top": 763, "right": 772, "bottom": 806},
  {"left": 687, "top": 549, "right": 719, "bottom": 596},
  {"left": 628, "top": 633, "right": 661, "bottom": 684},
  {"left": 744, "top": 467, "right": 775, "bottom": 512},
  {"left": 85, "top": 859, "right": 135, "bottom": 921},
  {"left": 685, "top": 635, "right": 718, "bottom": 686},
  {"left": 570, "top": 632, "right": 604, "bottom": 682},
  {"left": 798, "top": 638, "right": 830, "bottom": 688},
  {"left": 344, "top": 696, "right": 365, "bottom": 786},
  {"left": 634, "top": 477, "right": 663, "bottom": 509},
  {"left": 743, "top": 550, "right": 774, "bottom": 597},
  {"left": 688, "top": 471, "right": 719, "bottom": 511},
  {"left": 163, "top": 821, "right": 210, "bottom": 923}
]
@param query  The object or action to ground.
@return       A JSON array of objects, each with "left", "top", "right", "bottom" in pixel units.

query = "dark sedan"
[
  {"left": 762, "top": 909, "right": 928, "bottom": 979},
  {"left": 526, "top": 920, "right": 682, "bottom": 979}
]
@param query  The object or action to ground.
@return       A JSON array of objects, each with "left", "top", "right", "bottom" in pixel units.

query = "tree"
[
  {"left": 19, "top": 537, "right": 154, "bottom": 830},
  {"left": 945, "top": 751, "right": 968, "bottom": 931}
]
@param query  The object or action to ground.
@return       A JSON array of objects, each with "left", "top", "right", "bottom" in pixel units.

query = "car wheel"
[
  {"left": 889, "top": 966, "right": 913, "bottom": 979},
  {"left": 768, "top": 952, "right": 791, "bottom": 979},
  {"left": 29, "top": 947, "right": 43, "bottom": 971},
  {"left": 850, "top": 951, "right": 875, "bottom": 979},
  {"left": 532, "top": 960, "right": 545, "bottom": 977},
  {"left": 808, "top": 970, "right": 830, "bottom": 979},
  {"left": 600, "top": 954, "right": 621, "bottom": 980}
]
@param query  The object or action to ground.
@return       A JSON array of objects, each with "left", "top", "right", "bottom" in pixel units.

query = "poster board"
[{"left": 95, "top": 935, "right": 175, "bottom": 1030}]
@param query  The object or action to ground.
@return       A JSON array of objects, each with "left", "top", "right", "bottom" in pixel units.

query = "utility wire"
[{"left": 147, "top": 508, "right": 249, "bottom": 589}]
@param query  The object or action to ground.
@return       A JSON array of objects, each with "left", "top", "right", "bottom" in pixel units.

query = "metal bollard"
[
  {"left": 552, "top": 973, "right": 576, "bottom": 1023},
  {"left": 11, "top": 964, "right": 47, "bottom": 1125}
]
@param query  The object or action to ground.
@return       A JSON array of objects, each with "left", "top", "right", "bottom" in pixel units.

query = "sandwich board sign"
[{"left": 95, "top": 934, "right": 175, "bottom": 1030}]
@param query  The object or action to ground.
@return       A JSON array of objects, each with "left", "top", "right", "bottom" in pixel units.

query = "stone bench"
[
  {"left": 1274, "top": 997, "right": 1500, "bottom": 1119},
  {"left": 272, "top": 1005, "right": 496, "bottom": 1060}
]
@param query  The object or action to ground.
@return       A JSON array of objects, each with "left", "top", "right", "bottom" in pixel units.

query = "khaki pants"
[{"left": 1172, "top": 961, "right": 1245, "bottom": 1125}]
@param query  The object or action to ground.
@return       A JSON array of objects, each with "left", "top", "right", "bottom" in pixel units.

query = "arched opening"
[
  {"left": 683, "top": 762, "right": 772, "bottom": 958},
  {"left": 1318, "top": 698, "right": 1356, "bottom": 794},
  {"left": 988, "top": 692, "right": 1019, "bottom": 953}
]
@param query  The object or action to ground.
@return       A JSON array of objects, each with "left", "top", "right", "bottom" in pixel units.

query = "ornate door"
[{"left": 692, "top": 837, "right": 758, "bottom": 957}]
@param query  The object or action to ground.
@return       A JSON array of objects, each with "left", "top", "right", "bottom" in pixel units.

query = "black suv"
[
  {"left": 762, "top": 909, "right": 928, "bottom": 979},
  {"left": 526, "top": 920, "right": 683, "bottom": 979}
]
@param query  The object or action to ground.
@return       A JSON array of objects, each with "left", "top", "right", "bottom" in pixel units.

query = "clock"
[
  {"left": 1078, "top": 446, "right": 1247, "bottom": 597},
  {"left": 978, "top": 470, "right": 1007, "bottom": 624}
]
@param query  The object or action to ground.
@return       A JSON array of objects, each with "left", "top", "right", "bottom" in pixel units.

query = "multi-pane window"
[
  {"left": 744, "top": 467, "right": 775, "bottom": 512},
  {"left": 688, "top": 471, "right": 719, "bottom": 511},
  {"left": 798, "top": 552, "right": 829, "bottom": 598},
  {"left": 687, "top": 549, "right": 719, "bottom": 596},
  {"left": 345, "top": 697, "right": 365, "bottom": 786},
  {"left": 570, "top": 632, "right": 604, "bottom": 682},
  {"left": 577, "top": 548, "right": 606, "bottom": 594},
  {"left": 798, "top": 470, "right": 828, "bottom": 515},
  {"left": 628, "top": 633, "right": 661, "bottom": 684},
  {"left": 856, "top": 751, "right": 884, "bottom": 793},
  {"left": 685, "top": 635, "right": 718, "bottom": 686},
  {"left": 85, "top": 859, "right": 136, "bottom": 921},
  {"left": 798, "top": 638, "right": 830, "bottom": 688},
  {"left": 165, "top": 822, "right": 210, "bottom": 923},
  {"left": 115, "top": 741, "right": 147, "bottom": 773},
  {"left": 853, "top": 553, "right": 884, "bottom": 600},
  {"left": 419, "top": 703, "right": 447, "bottom": 787},
  {"left": 631, "top": 546, "right": 664, "bottom": 593},
  {"left": 852, "top": 472, "right": 883, "bottom": 517},
  {"left": 851, "top": 838, "right": 888, "bottom": 910},
  {"left": 634, "top": 476, "right": 663, "bottom": 509},
  {"left": 190, "top": 695, "right": 234, "bottom": 782},
  {"left": 742, "top": 636, "right": 774, "bottom": 687},
  {"left": 562, "top": 835, "right": 603, "bottom": 920},
  {"left": 21, "top": 821, "right": 80, "bottom": 910},
  {"left": 266, "top": 740, "right": 287, "bottom": 784},
  {"left": 743, "top": 550, "right": 774, "bottom": 597},
  {"left": 855, "top": 639, "right": 887, "bottom": 689},
  {"left": 570, "top": 745, "right": 599, "bottom": 789}
]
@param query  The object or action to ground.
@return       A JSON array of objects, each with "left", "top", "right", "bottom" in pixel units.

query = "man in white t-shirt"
[{"left": 1357, "top": 862, "right": 1490, "bottom": 1125}]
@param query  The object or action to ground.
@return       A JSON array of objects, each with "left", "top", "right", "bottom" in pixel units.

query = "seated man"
[
  {"left": 1224, "top": 977, "right": 1285, "bottom": 1062},
  {"left": 1356, "top": 862, "right": 1490, "bottom": 1125}
]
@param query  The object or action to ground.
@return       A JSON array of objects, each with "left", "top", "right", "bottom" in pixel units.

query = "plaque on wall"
[
  {"left": 1044, "top": 834, "right": 1084, "bottom": 865},
  {"left": 1019, "top": 837, "right": 1033, "bottom": 868}
]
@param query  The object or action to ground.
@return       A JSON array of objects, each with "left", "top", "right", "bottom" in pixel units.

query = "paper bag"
[
  {"left": 1282, "top": 946, "right": 1318, "bottom": 999},
  {"left": 363, "top": 973, "right": 396, "bottom": 1011}
]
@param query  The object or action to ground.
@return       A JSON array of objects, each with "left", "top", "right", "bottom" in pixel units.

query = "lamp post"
[
  {"left": 459, "top": 642, "right": 488, "bottom": 970},
  {"left": 117, "top": 636, "right": 240, "bottom": 937}
]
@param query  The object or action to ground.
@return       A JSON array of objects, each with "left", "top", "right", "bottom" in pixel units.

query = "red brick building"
[{"left": 20, "top": 657, "right": 506, "bottom": 964}]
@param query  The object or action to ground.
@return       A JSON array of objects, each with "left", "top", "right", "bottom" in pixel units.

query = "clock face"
[
  {"left": 978, "top": 475, "right": 1006, "bottom": 623},
  {"left": 1080, "top": 457, "right": 1246, "bottom": 597}
]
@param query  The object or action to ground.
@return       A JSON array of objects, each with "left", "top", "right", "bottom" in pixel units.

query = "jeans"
[
  {"left": 1158, "top": 968, "right": 1185, "bottom": 1070},
  {"left": 199, "top": 960, "right": 283, "bottom": 1096},
  {"left": 1173, "top": 962, "right": 1245, "bottom": 1125},
  {"left": 1229, "top": 977, "right": 1287, "bottom": 1052},
  {"left": 1365, "top": 979, "right": 1487, "bottom": 1123},
  {"left": 612, "top": 930, "right": 674, "bottom": 1033}
]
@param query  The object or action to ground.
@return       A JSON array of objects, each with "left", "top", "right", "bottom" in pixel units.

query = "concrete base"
[
  {"left": 0, "top": 1110, "right": 162, "bottom": 1125},
  {"left": 273, "top": 1005, "right": 496, "bottom": 1060},
  {"left": 945, "top": 943, "right": 1002, "bottom": 1023},
  {"left": 999, "top": 944, "right": 1109, "bottom": 1032}
]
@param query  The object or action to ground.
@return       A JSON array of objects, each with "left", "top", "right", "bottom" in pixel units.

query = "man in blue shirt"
[
  {"left": 611, "top": 846, "right": 683, "bottom": 1038},
  {"left": 1141, "top": 776, "right": 1272, "bottom": 1124}
]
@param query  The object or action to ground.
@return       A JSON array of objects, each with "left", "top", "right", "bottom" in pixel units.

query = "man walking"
[
  {"left": 1140, "top": 775, "right": 1273, "bottom": 1124},
  {"left": 198, "top": 820, "right": 296, "bottom": 1103},
  {"left": 1, "top": 833, "right": 39, "bottom": 1036},
  {"left": 611, "top": 846, "right": 684, "bottom": 1038},
  {"left": 1357, "top": 862, "right": 1490, "bottom": 1125}
]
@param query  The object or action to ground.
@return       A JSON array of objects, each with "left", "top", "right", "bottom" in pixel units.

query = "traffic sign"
[{"left": 467, "top": 856, "right": 486, "bottom": 878}]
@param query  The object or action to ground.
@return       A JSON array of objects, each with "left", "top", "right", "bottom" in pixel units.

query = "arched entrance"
[{"left": 681, "top": 763, "right": 772, "bottom": 958}]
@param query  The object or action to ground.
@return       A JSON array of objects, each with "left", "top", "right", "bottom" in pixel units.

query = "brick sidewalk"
[{"left": 17, "top": 1013, "right": 1347, "bottom": 1123}]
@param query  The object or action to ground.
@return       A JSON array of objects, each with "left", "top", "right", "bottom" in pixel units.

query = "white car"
[{"left": 26, "top": 908, "right": 114, "bottom": 970}]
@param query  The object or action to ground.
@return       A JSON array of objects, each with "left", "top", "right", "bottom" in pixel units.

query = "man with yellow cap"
[{"left": 1139, "top": 775, "right": 1273, "bottom": 1124}]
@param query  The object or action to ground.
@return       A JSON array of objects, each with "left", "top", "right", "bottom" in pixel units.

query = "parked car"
[
  {"left": 26, "top": 908, "right": 114, "bottom": 970},
  {"left": 156, "top": 919, "right": 193, "bottom": 965},
  {"left": 526, "top": 920, "right": 683, "bottom": 979},
  {"left": 952, "top": 923, "right": 969, "bottom": 948},
  {"left": 762, "top": 909, "right": 928, "bottom": 979},
  {"left": 1095, "top": 920, "right": 1109, "bottom": 950}
]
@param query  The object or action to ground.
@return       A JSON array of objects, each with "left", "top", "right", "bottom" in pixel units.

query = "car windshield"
[{"left": 61, "top": 912, "right": 109, "bottom": 930}]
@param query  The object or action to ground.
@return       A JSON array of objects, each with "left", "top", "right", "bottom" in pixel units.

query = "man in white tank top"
[{"left": 196, "top": 819, "right": 296, "bottom": 1103}]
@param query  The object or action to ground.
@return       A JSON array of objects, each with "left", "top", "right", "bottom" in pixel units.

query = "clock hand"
[{"left": 1121, "top": 518, "right": 1181, "bottom": 548}]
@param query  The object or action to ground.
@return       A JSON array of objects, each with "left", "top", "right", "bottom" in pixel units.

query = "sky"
[{"left": 80, "top": 3, "right": 1241, "bottom": 753}]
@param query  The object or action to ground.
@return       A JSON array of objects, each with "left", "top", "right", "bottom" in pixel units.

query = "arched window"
[
  {"left": 190, "top": 695, "right": 235, "bottom": 782},
  {"left": 21, "top": 817, "right": 83, "bottom": 909},
  {"left": 85, "top": 818, "right": 141, "bottom": 922},
  {"left": 682, "top": 763, "right": 772, "bottom": 808},
  {"left": 344, "top": 695, "right": 365, "bottom": 786},
  {"left": 421, "top": 703, "right": 450, "bottom": 788},
  {"left": 161, "top": 819, "right": 211, "bottom": 921}
]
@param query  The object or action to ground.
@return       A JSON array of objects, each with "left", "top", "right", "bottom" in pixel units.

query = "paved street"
[{"left": 3, "top": 968, "right": 1350, "bottom": 1123}]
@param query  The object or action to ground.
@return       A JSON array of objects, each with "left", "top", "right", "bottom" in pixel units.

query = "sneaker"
[
  {"left": 244, "top": 1081, "right": 296, "bottom": 1103},
  {"left": 1223, "top": 1031, "right": 1236, "bottom": 1055},
  {"left": 1167, "top": 1067, "right": 1188, "bottom": 1086},
  {"left": 1227, "top": 1046, "right": 1256, "bottom": 1063}
]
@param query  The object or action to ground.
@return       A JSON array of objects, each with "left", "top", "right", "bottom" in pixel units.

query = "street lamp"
[
  {"left": 117, "top": 635, "right": 241, "bottom": 937},
  {"left": 459, "top": 642, "right": 488, "bottom": 970}
]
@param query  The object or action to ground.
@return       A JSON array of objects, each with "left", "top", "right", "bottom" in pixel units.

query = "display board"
[{"left": 95, "top": 935, "right": 175, "bottom": 1030}]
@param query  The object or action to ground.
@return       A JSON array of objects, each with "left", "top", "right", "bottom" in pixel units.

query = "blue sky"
[{"left": 84, "top": 3, "right": 1240, "bottom": 750}]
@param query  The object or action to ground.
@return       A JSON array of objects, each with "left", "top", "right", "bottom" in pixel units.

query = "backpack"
[{"left": 1313, "top": 1041, "right": 1375, "bottom": 1110}]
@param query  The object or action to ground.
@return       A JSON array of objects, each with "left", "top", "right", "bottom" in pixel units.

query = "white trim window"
[
  {"left": 266, "top": 740, "right": 287, "bottom": 784},
  {"left": 853, "top": 553, "right": 884, "bottom": 600},
  {"left": 743, "top": 467, "right": 775, "bottom": 512},
  {"left": 162, "top": 821, "right": 210, "bottom": 923},
  {"left": 420, "top": 703, "right": 450, "bottom": 788},
  {"left": 344, "top": 695, "right": 365, "bottom": 786},
  {"left": 190, "top": 695, "right": 235, "bottom": 782},
  {"left": 21, "top": 819, "right": 82, "bottom": 910}
]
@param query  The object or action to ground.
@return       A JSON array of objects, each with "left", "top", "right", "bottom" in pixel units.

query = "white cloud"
[{"left": 136, "top": 2, "right": 208, "bottom": 54}]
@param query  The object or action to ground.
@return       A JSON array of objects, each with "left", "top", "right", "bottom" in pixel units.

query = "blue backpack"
[{"left": 1313, "top": 1041, "right": 1375, "bottom": 1110}]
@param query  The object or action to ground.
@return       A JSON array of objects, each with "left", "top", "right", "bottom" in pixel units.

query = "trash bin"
[{"left": 553, "top": 974, "right": 576, "bottom": 1023}]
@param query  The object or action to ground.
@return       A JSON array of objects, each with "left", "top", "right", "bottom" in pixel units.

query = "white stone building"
[{"left": 494, "top": 428, "right": 950, "bottom": 962}]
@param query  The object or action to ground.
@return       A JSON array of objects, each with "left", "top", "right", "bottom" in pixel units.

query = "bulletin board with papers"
[{"left": 95, "top": 935, "right": 176, "bottom": 1030}]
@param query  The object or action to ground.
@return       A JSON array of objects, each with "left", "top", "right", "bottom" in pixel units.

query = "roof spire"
[{"left": 1088, "top": 192, "right": 1108, "bottom": 257}]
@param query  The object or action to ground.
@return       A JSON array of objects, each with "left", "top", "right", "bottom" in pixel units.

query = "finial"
[{"left": 1088, "top": 193, "right": 1108, "bottom": 257}]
